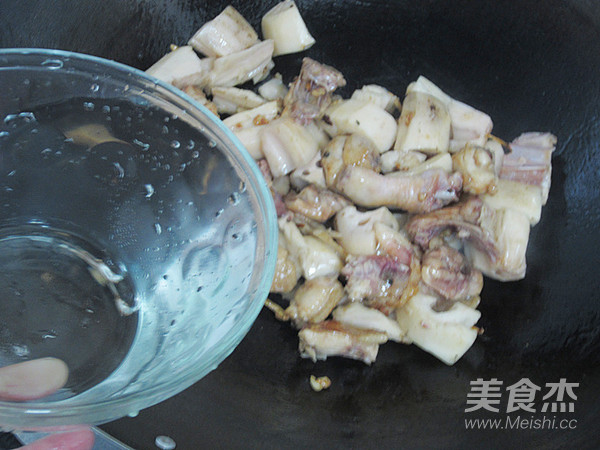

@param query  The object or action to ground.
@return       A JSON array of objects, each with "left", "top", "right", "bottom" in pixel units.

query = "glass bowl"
[{"left": 0, "top": 48, "right": 277, "bottom": 429}]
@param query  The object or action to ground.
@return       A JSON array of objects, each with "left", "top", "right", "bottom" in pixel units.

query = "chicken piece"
[
  {"left": 188, "top": 5, "right": 258, "bottom": 57},
  {"left": 394, "top": 91, "right": 451, "bottom": 155},
  {"left": 335, "top": 166, "right": 463, "bottom": 214},
  {"left": 421, "top": 245, "right": 483, "bottom": 301},
  {"left": 406, "top": 196, "right": 495, "bottom": 252},
  {"left": 279, "top": 215, "right": 342, "bottom": 279},
  {"left": 208, "top": 40, "right": 275, "bottom": 88},
  {"left": 286, "top": 276, "right": 344, "bottom": 327},
  {"left": 284, "top": 57, "right": 346, "bottom": 125},
  {"left": 146, "top": 46, "right": 213, "bottom": 89},
  {"left": 261, "top": 0, "right": 316, "bottom": 56},
  {"left": 342, "top": 255, "right": 411, "bottom": 310},
  {"left": 406, "top": 76, "right": 493, "bottom": 152},
  {"left": 298, "top": 320, "right": 388, "bottom": 364},
  {"left": 321, "top": 134, "right": 381, "bottom": 190},
  {"left": 395, "top": 291, "right": 481, "bottom": 365},
  {"left": 342, "top": 224, "right": 420, "bottom": 315},
  {"left": 404, "top": 153, "right": 453, "bottom": 175},
  {"left": 334, "top": 205, "right": 398, "bottom": 255},
  {"left": 257, "top": 159, "right": 288, "bottom": 216},
  {"left": 271, "top": 236, "right": 301, "bottom": 293},
  {"left": 499, "top": 132, "right": 557, "bottom": 204},
  {"left": 380, "top": 150, "right": 426, "bottom": 173},
  {"left": 324, "top": 99, "right": 398, "bottom": 152},
  {"left": 284, "top": 184, "right": 351, "bottom": 222},
  {"left": 332, "top": 302, "right": 408, "bottom": 343},
  {"left": 452, "top": 145, "right": 497, "bottom": 194},
  {"left": 406, "top": 197, "right": 531, "bottom": 281}
]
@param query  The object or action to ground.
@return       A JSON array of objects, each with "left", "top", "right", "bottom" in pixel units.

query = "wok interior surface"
[{"left": 2, "top": 0, "right": 599, "bottom": 447}]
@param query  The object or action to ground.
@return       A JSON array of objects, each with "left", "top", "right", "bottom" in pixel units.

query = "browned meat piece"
[
  {"left": 284, "top": 184, "right": 351, "bottom": 222},
  {"left": 342, "top": 255, "right": 411, "bottom": 314},
  {"left": 257, "top": 158, "right": 288, "bottom": 216},
  {"left": 421, "top": 245, "right": 483, "bottom": 301},
  {"left": 298, "top": 320, "right": 388, "bottom": 364},
  {"left": 284, "top": 57, "right": 346, "bottom": 125},
  {"left": 406, "top": 196, "right": 531, "bottom": 281},
  {"left": 335, "top": 166, "right": 463, "bottom": 213},
  {"left": 406, "top": 196, "right": 496, "bottom": 254},
  {"left": 285, "top": 276, "right": 344, "bottom": 328}
]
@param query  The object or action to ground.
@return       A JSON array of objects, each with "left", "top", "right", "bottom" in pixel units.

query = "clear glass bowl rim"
[{"left": 0, "top": 47, "right": 278, "bottom": 428}]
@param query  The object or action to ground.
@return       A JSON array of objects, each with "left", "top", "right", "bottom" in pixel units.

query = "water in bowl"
[{"left": 0, "top": 96, "right": 255, "bottom": 402}]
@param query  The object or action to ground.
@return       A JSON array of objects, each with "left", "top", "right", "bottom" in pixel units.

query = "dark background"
[{"left": 1, "top": 1, "right": 599, "bottom": 448}]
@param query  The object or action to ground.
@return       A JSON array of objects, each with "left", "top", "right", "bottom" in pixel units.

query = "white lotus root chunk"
[
  {"left": 261, "top": 0, "right": 316, "bottom": 56},
  {"left": 146, "top": 46, "right": 213, "bottom": 88},
  {"left": 188, "top": 5, "right": 258, "bottom": 57},
  {"left": 395, "top": 91, "right": 451, "bottom": 155},
  {"left": 335, "top": 205, "right": 398, "bottom": 255},
  {"left": 325, "top": 99, "right": 397, "bottom": 152},
  {"left": 407, "top": 76, "right": 493, "bottom": 152},
  {"left": 208, "top": 40, "right": 275, "bottom": 88},
  {"left": 395, "top": 291, "right": 481, "bottom": 365},
  {"left": 351, "top": 84, "right": 401, "bottom": 113}
]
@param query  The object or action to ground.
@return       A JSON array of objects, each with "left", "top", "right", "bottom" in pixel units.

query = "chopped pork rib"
[
  {"left": 406, "top": 196, "right": 531, "bottom": 281},
  {"left": 420, "top": 245, "right": 483, "bottom": 301},
  {"left": 257, "top": 158, "right": 288, "bottom": 216},
  {"left": 298, "top": 320, "right": 388, "bottom": 365},
  {"left": 284, "top": 184, "right": 351, "bottom": 222},
  {"left": 335, "top": 166, "right": 463, "bottom": 213},
  {"left": 406, "top": 196, "right": 495, "bottom": 253},
  {"left": 286, "top": 276, "right": 344, "bottom": 328},
  {"left": 499, "top": 132, "right": 557, "bottom": 204},
  {"left": 284, "top": 57, "right": 346, "bottom": 125}
]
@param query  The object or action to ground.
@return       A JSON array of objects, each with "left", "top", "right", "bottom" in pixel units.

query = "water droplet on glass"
[
  {"left": 145, "top": 184, "right": 155, "bottom": 198},
  {"left": 83, "top": 102, "right": 95, "bottom": 111},
  {"left": 41, "top": 330, "right": 58, "bottom": 340},
  {"left": 227, "top": 192, "right": 240, "bottom": 205},
  {"left": 0, "top": 131, "right": 9, "bottom": 138},
  {"left": 102, "top": 105, "right": 111, "bottom": 114},
  {"left": 208, "top": 140, "right": 217, "bottom": 148},
  {"left": 128, "top": 411, "right": 139, "bottom": 418},
  {"left": 186, "top": 139, "right": 195, "bottom": 150},
  {"left": 41, "top": 58, "right": 63, "bottom": 69},
  {"left": 90, "top": 83, "right": 100, "bottom": 92},
  {"left": 215, "top": 209, "right": 224, "bottom": 217},
  {"left": 133, "top": 138, "right": 150, "bottom": 151},
  {"left": 196, "top": 286, "right": 203, "bottom": 292},
  {"left": 113, "top": 162, "right": 125, "bottom": 179},
  {"left": 7, "top": 170, "right": 16, "bottom": 176},
  {"left": 170, "top": 140, "right": 180, "bottom": 149},
  {"left": 154, "top": 223, "right": 162, "bottom": 235},
  {"left": 239, "top": 181, "right": 246, "bottom": 193},
  {"left": 162, "top": 125, "right": 169, "bottom": 134},
  {"left": 155, "top": 435, "right": 176, "bottom": 450}
]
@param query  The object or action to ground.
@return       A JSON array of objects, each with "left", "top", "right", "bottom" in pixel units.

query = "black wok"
[{"left": 1, "top": 1, "right": 599, "bottom": 448}]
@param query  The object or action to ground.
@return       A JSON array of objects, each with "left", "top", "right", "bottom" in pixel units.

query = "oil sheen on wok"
[{"left": 0, "top": 97, "right": 256, "bottom": 400}]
